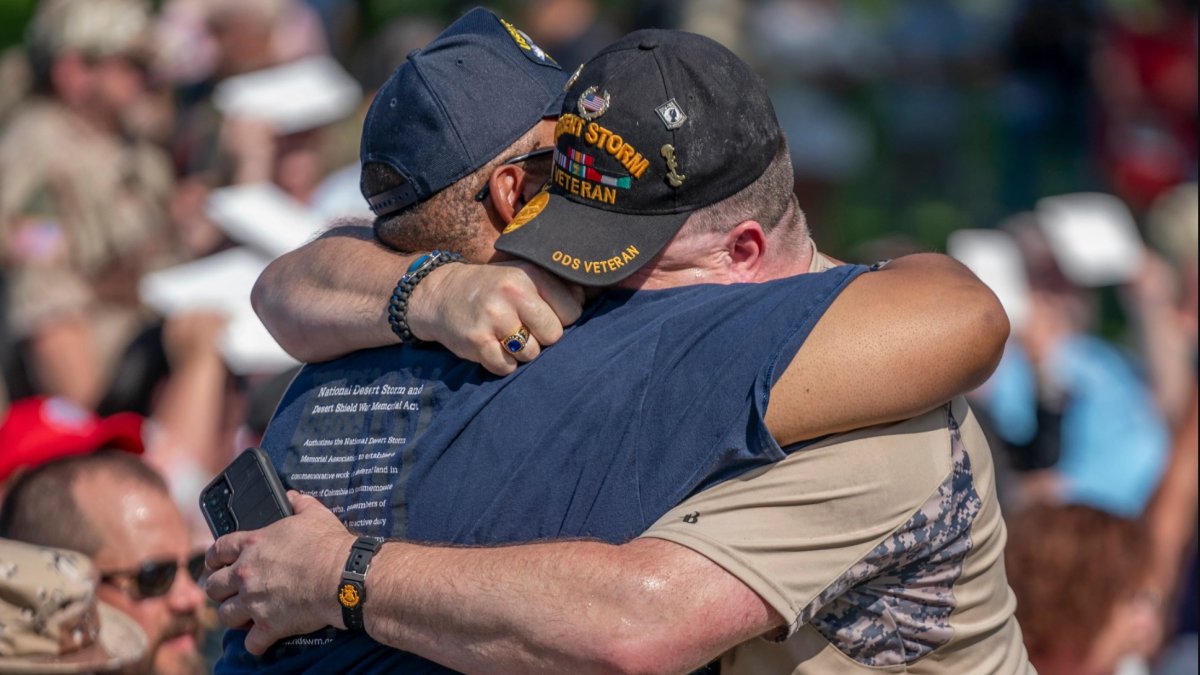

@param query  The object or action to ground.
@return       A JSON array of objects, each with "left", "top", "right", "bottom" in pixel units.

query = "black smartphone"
[{"left": 200, "top": 447, "right": 293, "bottom": 538}]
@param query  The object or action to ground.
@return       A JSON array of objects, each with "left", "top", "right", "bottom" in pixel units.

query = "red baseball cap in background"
[{"left": 0, "top": 397, "right": 145, "bottom": 484}]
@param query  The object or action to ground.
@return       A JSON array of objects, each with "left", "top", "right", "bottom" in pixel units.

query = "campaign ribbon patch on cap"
[
  {"left": 550, "top": 113, "right": 651, "bottom": 207},
  {"left": 498, "top": 17, "right": 559, "bottom": 68},
  {"left": 556, "top": 149, "right": 631, "bottom": 189}
]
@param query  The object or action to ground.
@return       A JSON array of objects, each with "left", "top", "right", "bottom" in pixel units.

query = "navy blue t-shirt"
[{"left": 218, "top": 266, "right": 865, "bottom": 673}]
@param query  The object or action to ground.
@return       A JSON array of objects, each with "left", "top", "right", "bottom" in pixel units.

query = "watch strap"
[{"left": 338, "top": 537, "right": 382, "bottom": 632}]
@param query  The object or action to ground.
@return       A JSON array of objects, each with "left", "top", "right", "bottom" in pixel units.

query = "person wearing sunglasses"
[
  {"left": 101, "top": 551, "right": 207, "bottom": 601},
  {"left": 0, "top": 450, "right": 207, "bottom": 675}
]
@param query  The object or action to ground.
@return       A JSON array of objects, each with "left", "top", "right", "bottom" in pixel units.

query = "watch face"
[{"left": 339, "top": 582, "right": 362, "bottom": 608}]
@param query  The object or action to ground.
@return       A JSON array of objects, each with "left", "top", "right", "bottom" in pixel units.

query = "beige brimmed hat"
[
  {"left": 0, "top": 539, "right": 146, "bottom": 674},
  {"left": 26, "top": 0, "right": 153, "bottom": 63}
]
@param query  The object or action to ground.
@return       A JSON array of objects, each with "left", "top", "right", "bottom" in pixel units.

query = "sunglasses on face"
[
  {"left": 474, "top": 147, "right": 556, "bottom": 202},
  {"left": 100, "top": 552, "right": 205, "bottom": 600}
]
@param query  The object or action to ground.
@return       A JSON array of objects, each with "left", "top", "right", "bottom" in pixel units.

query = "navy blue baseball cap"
[{"left": 361, "top": 8, "right": 568, "bottom": 217}]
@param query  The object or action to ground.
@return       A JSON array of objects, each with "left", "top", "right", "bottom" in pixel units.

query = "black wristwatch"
[{"left": 338, "top": 537, "right": 382, "bottom": 632}]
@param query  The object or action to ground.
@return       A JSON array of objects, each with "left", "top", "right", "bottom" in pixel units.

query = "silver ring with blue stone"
[{"left": 502, "top": 326, "right": 530, "bottom": 354}]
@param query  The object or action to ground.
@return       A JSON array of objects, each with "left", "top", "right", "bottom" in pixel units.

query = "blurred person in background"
[
  {"left": 972, "top": 211, "right": 1169, "bottom": 518},
  {"left": 165, "top": 0, "right": 341, "bottom": 258},
  {"left": 1006, "top": 503, "right": 1160, "bottom": 675},
  {"left": 1139, "top": 183, "right": 1199, "bottom": 675},
  {"left": 744, "top": 0, "right": 877, "bottom": 240},
  {"left": 973, "top": 185, "right": 1198, "bottom": 669},
  {"left": 998, "top": 0, "right": 1104, "bottom": 210},
  {"left": 0, "top": 0, "right": 176, "bottom": 409},
  {"left": 98, "top": 310, "right": 241, "bottom": 543},
  {"left": 1093, "top": 0, "right": 1198, "bottom": 214},
  {"left": 519, "top": 0, "right": 620, "bottom": 71},
  {"left": 0, "top": 449, "right": 208, "bottom": 675},
  {"left": 170, "top": 0, "right": 331, "bottom": 188}
]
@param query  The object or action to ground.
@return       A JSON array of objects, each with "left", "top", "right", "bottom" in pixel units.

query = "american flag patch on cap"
[{"left": 578, "top": 86, "right": 610, "bottom": 120}]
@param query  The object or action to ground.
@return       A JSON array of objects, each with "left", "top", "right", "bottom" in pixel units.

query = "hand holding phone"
[{"left": 200, "top": 447, "right": 293, "bottom": 538}]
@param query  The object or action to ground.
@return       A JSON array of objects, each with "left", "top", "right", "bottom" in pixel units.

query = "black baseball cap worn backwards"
[
  {"left": 361, "top": 8, "right": 567, "bottom": 217},
  {"left": 494, "top": 29, "right": 784, "bottom": 286}
]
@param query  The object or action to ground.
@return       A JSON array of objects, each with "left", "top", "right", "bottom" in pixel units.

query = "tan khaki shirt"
[
  {"left": 0, "top": 98, "right": 173, "bottom": 361},
  {"left": 642, "top": 394, "right": 1032, "bottom": 673}
]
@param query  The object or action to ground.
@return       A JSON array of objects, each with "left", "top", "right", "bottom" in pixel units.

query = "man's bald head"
[{"left": 0, "top": 450, "right": 167, "bottom": 554}]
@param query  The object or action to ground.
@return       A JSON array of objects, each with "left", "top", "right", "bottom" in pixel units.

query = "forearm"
[
  {"left": 254, "top": 226, "right": 585, "bottom": 371},
  {"left": 1127, "top": 295, "right": 1193, "bottom": 426},
  {"left": 150, "top": 348, "right": 228, "bottom": 475},
  {"left": 1144, "top": 387, "right": 1199, "bottom": 600},
  {"left": 768, "top": 253, "right": 1009, "bottom": 443},
  {"left": 364, "top": 538, "right": 776, "bottom": 674},
  {"left": 252, "top": 224, "right": 408, "bottom": 361},
  {"left": 208, "top": 498, "right": 774, "bottom": 667}
]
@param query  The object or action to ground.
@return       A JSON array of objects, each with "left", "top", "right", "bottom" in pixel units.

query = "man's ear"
[
  {"left": 725, "top": 221, "right": 767, "bottom": 282},
  {"left": 484, "top": 164, "right": 526, "bottom": 223}
]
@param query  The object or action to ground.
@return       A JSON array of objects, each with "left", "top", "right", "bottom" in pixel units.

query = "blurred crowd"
[{"left": 0, "top": 0, "right": 1195, "bottom": 673}]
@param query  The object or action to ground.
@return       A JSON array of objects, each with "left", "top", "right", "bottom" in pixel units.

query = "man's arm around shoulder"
[
  {"left": 252, "top": 224, "right": 583, "bottom": 373},
  {"left": 768, "top": 253, "right": 1009, "bottom": 445},
  {"left": 206, "top": 493, "right": 780, "bottom": 674}
]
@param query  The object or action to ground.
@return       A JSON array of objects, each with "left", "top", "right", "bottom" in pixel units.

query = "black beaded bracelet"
[{"left": 387, "top": 250, "right": 463, "bottom": 344}]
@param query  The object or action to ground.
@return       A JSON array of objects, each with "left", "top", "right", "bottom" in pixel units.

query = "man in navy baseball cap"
[{"left": 359, "top": 7, "right": 569, "bottom": 261}]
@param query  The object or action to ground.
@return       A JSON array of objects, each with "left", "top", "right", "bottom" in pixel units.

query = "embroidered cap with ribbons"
[{"left": 494, "top": 30, "right": 784, "bottom": 286}]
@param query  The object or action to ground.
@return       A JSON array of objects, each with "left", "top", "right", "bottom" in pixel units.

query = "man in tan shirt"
[
  {"left": 1, "top": 0, "right": 174, "bottom": 406},
  {"left": 631, "top": 255, "right": 1027, "bottom": 673}
]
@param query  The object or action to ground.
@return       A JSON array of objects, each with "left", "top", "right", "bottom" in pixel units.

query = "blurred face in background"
[
  {"left": 77, "top": 472, "right": 207, "bottom": 675},
  {"left": 274, "top": 130, "right": 324, "bottom": 204},
  {"left": 89, "top": 53, "right": 149, "bottom": 116},
  {"left": 51, "top": 50, "right": 150, "bottom": 129},
  {"left": 209, "top": 9, "right": 277, "bottom": 77}
]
